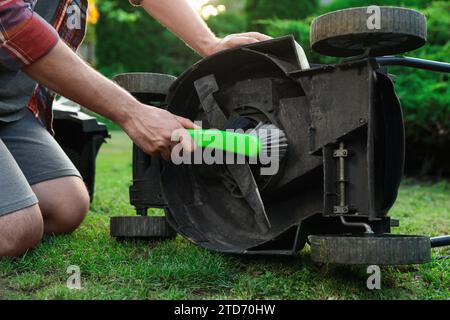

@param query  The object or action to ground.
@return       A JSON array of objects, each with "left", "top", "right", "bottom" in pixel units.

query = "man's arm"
[
  {"left": 23, "top": 40, "right": 195, "bottom": 160},
  {"left": 0, "top": 1, "right": 194, "bottom": 160},
  {"left": 135, "top": 0, "right": 272, "bottom": 57},
  {"left": 1, "top": 1, "right": 269, "bottom": 161}
]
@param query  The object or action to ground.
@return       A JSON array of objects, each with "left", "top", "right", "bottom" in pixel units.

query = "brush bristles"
[{"left": 249, "top": 123, "right": 288, "bottom": 159}]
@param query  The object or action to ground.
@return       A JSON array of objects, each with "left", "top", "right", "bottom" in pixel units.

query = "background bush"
[
  {"left": 245, "top": 0, "right": 318, "bottom": 30},
  {"left": 96, "top": 0, "right": 199, "bottom": 77},
  {"left": 95, "top": 0, "right": 449, "bottom": 177}
]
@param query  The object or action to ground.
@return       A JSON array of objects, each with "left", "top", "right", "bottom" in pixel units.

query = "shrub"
[
  {"left": 320, "top": 0, "right": 430, "bottom": 13},
  {"left": 95, "top": 0, "right": 199, "bottom": 78},
  {"left": 245, "top": 0, "right": 319, "bottom": 30},
  {"left": 207, "top": 10, "right": 247, "bottom": 37}
]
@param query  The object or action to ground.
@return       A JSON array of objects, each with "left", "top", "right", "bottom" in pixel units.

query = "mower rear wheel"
[
  {"left": 110, "top": 215, "right": 177, "bottom": 240},
  {"left": 310, "top": 7, "right": 427, "bottom": 57},
  {"left": 310, "top": 234, "right": 431, "bottom": 265},
  {"left": 113, "top": 73, "right": 177, "bottom": 95}
]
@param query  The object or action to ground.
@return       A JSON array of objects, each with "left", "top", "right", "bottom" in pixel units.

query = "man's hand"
[
  {"left": 204, "top": 32, "right": 273, "bottom": 56},
  {"left": 121, "top": 103, "right": 196, "bottom": 160}
]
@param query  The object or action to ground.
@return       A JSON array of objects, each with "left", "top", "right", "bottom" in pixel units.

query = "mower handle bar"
[
  {"left": 430, "top": 235, "right": 450, "bottom": 248},
  {"left": 376, "top": 56, "right": 450, "bottom": 73}
]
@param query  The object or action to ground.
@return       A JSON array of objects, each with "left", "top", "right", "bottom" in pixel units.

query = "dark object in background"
[
  {"left": 53, "top": 99, "right": 109, "bottom": 200},
  {"left": 111, "top": 7, "right": 450, "bottom": 266}
]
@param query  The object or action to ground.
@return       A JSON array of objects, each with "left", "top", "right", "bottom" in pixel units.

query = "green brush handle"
[{"left": 186, "top": 129, "right": 261, "bottom": 157}]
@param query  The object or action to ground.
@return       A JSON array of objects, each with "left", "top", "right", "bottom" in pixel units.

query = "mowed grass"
[{"left": 0, "top": 131, "right": 448, "bottom": 300}]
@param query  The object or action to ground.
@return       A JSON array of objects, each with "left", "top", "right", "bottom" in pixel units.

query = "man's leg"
[
  {"left": 0, "top": 138, "right": 43, "bottom": 257},
  {"left": 32, "top": 176, "right": 89, "bottom": 234},
  {"left": 0, "top": 205, "right": 43, "bottom": 257},
  {"left": 0, "top": 110, "right": 89, "bottom": 237}
]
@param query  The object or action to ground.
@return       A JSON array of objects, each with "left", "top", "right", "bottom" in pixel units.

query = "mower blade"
[
  {"left": 194, "top": 74, "right": 228, "bottom": 129},
  {"left": 195, "top": 74, "right": 271, "bottom": 233},
  {"left": 226, "top": 163, "right": 271, "bottom": 233}
]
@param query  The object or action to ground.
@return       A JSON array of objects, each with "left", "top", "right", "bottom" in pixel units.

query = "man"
[{"left": 0, "top": 0, "right": 271, "bottom": 257}]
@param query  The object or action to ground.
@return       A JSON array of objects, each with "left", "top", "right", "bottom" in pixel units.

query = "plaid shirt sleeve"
[{"left": 0, "top": 0, "right": 59, "bottom": 70}]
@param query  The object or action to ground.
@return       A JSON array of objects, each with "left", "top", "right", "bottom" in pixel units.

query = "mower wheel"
[
  {"left": 310, "top": 234, "right": 431, "bottom": 265},
  {"left": 110, "top": 216, "right": 177, "bottom": 240},
  {"left": 310, "top": 7, "right": 427, "bottom": 57},
  {"left": 113, "top": 72, "right": 177, "bottom": 94}
]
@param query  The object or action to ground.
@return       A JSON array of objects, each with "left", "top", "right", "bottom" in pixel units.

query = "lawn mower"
[{"left": 110, "top": 6, "right": 450, "bottom": 265}]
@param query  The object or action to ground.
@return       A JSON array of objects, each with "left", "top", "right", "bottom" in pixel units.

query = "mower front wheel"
[
  {"left": 310, "top": 234, "right": 431, "bottom": 265},
  {"left": 310, "top": 7, "right": 427, "bottom": 57}
]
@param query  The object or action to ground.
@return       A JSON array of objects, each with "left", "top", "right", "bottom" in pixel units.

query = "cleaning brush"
[
  {"left": 186, "top": 128, "right": 261, "bottom": 157},
  {"left": 186, "top": 122, "right": 288, "bottom": 160},
  {"left": 248, "top": 122, "right": 288, "bottom": 160}
]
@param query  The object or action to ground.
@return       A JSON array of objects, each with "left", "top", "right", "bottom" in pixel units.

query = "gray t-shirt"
[{"left": 0, "top": 1, "right": 60, "bottom": 123}]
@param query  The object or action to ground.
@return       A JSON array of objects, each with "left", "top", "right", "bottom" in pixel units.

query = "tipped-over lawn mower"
[{"left": 110, "top": 7, "right": 450, "bottom": 265}]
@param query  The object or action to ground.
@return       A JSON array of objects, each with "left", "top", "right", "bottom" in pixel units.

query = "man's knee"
[
  {"left": 47, "top": 190, "right": 89, "bottom": 234},
  {"left": 32, "top": 177, "right": 90, "bottom": 234},
  {"left": 0, "top": 205, "right": 44, "bottom": 257},
  {"left": 53, "top": 187, "right": 89, "bottom": 234}
]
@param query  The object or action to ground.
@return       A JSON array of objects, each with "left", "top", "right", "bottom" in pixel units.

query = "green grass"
[{"left": 0, "top": 131, "right": 449, "bottom": 300}]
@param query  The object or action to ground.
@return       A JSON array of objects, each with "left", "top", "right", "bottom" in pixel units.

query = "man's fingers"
[
  {"left": 145, "top": 149, "right": 161, "bottom": 159},
  {"left": 175, "top": 115, "right": 198, "bottom": 129},
  {"left": 239, "top": 32, "right": 272, "bottom": 41},
  {"left": 174, "top": 115, "right": 198, "bottom": 151},
  {"left": 179, "top": 130, "right": 197, "bottom": 153},
  {"left": 171, "top": 127, "right": 197, "bottom": 154},
  {"left": 160, "top": 147, "right": 172, "bottom": 161},
  {"left": 227, "top": 36, "right": 259, "bottom": 48}
]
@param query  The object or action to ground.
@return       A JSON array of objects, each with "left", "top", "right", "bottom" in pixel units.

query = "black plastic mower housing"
[{"left": 126, "top": 36, "right": 404, "bottom": 255}]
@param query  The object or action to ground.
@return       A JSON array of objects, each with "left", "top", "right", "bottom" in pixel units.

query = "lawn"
[{"left": 0, "top": 131, "right": 448, "bottom": 300}]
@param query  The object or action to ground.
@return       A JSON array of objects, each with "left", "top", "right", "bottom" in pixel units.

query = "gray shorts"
[{"left": 0, "top": 110, "right": 81, "bottom": 216}]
